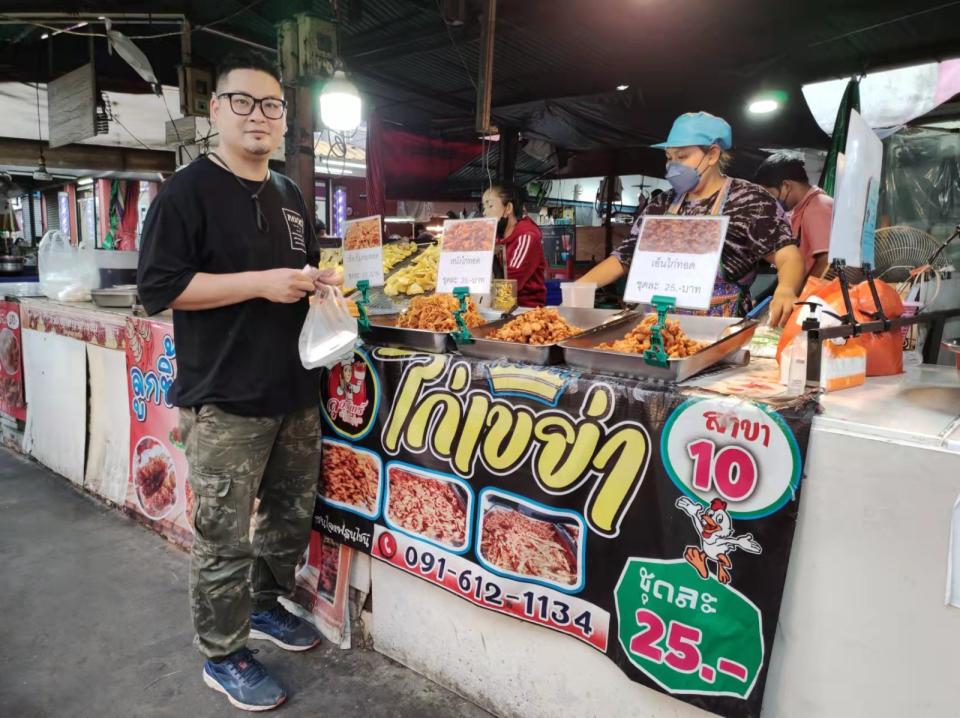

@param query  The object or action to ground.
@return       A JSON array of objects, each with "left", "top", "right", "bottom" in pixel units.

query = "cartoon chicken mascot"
[{"left": 675, "top": 496, "right": 762, "bottom": 584}]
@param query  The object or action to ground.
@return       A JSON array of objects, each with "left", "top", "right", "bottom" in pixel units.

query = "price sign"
[
  {"left": 436, "top": 217, "right": 497, "bottom": 295},
  {"left": 623, "top": 215, "right": 728, "bottom": 310},
  {"left": 661, "top": 397, "right": 801, "bottom": 519},
  {"left": 615, "top": 558, "right": 763, "bottom": 699},
  {"left": 342, "top": 215, "right": 384, "bottom": 287}
]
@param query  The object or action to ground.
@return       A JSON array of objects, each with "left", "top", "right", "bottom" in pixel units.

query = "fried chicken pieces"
[
  {"left": 596, "top": 314, "right": 704, "bottom": 358},
  {"left": 488, "top": 307, "right": 581, "bottom": 345},
  {"left": 396, "top": 294, "right": 485, "bottom": 332}
]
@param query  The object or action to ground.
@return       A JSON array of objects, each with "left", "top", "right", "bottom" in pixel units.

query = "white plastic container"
[{"left": 561, "top": 282, "right": 596, "bottom": 308}]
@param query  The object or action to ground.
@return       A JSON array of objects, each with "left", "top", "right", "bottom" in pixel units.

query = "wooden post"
[
  {"left": 278, "top": 19, "right": 318, "bottom": 228},
  {"left": 475, "top": 0, "right": 497, "bottom": 135}
]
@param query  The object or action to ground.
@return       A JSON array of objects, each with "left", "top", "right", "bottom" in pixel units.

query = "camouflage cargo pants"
[{"left": 179, "top": 404, "right": 321, "bottom": 660}]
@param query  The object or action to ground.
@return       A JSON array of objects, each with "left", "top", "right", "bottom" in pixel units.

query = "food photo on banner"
[
  {"left": 124, "top": 317, "right": 193, "bottom": 547},
  {"left": 314, "top": 346, "right": 815, "bottom": 718},
  {"left": 0, "top": 301, "right": 26, "bottom": 422}
]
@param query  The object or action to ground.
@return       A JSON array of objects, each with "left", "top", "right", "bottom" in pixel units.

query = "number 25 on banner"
[
  {"left": 615, "top": 558, "right": 764, "bottom": 699},
  {"left": 661, "top": 397, "right": 801, "bottom": 519}
]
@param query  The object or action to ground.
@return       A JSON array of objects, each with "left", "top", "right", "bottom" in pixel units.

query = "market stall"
[
  {"left": 6, "top": 185, "right": 958, "bottom": 718},
  {"left": 5, "top": 267, "right": 959, "bottom": 718}
]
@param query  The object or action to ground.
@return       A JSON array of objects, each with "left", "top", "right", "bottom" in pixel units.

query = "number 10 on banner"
[{"left": 687, "top": 440, "right": 757, "bottom": 502}]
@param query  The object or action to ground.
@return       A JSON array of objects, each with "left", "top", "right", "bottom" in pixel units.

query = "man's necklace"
[{"left": 208, "top": 152, "right": 271, "bottom": 233}]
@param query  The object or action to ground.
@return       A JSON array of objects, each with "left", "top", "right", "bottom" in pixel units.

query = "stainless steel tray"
[
  {"left": 560, "top": 313, "right": 758, "bottom": 382},
  {"left": 361, "top": 314, "right": 456, "bottom": 353},
  {"left": 91, "top": 286, "right": 139, "bottom": 308},
  {"left": 459, "top": 307, "right": 625, "bottom": 365}
]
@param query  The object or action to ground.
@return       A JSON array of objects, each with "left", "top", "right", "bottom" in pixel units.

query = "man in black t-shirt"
[{"left": 137, "top": 52, "right": 339, "bottom": 712}]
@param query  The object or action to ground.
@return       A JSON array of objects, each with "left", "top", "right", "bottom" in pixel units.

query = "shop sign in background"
[{"left": 315, "top": 348, "right": 814, "bottom": 718}]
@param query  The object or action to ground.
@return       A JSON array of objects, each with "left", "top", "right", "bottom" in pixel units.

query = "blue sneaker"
[
  {"left": 202, "top": 648, "right": 286, "bottom": 712},
  {"left": 250, "top": 604, "right": 322, "bottom": 652}
]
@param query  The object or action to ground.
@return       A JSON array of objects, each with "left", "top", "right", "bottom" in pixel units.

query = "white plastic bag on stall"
[
  {"left": 299, "top": 286, "right": 359, "bottom": 369},
  {"left": 38, "top": 230, "right": 101, "bottom": 300}
]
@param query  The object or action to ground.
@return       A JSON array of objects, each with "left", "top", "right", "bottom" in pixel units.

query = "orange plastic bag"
[{"left": 777, "top": 276, "right": 904, "bottom": 376}]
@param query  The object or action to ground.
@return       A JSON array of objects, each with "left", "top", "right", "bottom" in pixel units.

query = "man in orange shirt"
[{"left": 755, "top": 152, "right": 834, "bottom": 278}]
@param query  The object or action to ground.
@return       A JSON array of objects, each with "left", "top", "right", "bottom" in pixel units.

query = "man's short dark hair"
[
  {"left": 754, "top": 151, "right": 809, "bottom": 187},
  {"left": 216, "top": 52, "right": 282, "bottom": 90}
]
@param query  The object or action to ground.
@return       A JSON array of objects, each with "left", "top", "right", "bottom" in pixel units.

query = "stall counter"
[{"left": 13, "top": 297, "right": 960, "bottom": 717}]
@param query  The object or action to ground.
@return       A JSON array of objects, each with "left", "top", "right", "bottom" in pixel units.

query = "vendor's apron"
[{"left": 668, "top": 179, "right": 752, "bottom": 318}]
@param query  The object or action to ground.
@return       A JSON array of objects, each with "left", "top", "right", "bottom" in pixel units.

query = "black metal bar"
[
  {"left": 806, "top": 307, "right": 960, "bottom": 341},
  {"left": 832, "top": 258, "right": 861, "bottom": 335},
  {"left": 861, "top": 263, "right": 891, "bottom": 330},
  {"left": 924, "top": 316, "right": 947, "bottom": 364},
  {"left": 804, "top": 316, "right": 823, "bottom": 385}
]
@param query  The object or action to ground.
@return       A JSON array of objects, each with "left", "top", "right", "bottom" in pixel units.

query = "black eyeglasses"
[{"left": 217, "top": 92, "right": 287, "bottom": 120}]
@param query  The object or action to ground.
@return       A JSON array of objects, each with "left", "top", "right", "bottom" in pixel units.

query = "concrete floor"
[{"left": 0, "top": 449, "right": 491, "bottom": 718}]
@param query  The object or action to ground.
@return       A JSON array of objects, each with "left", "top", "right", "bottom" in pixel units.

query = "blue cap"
[{"left": 652, "top": 112, "right": 733, "bottom": 150}]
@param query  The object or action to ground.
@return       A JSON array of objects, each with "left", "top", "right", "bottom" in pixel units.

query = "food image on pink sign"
[
  {"left": 0, "top": 328, "right": 20, "bottom": 375},
  {"left": 133, "top": 436, "right": 178, "bottom": 520}
]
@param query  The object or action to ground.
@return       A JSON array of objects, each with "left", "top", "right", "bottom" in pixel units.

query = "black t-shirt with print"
[
  {"left": 612, "top": 177, "right": 797, "bottom": 284},
  {"left": 137, "top": 156, "right": 320, "bottom": 417}
]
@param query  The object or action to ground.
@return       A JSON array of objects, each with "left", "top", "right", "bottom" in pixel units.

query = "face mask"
[
  {"left": 665, "top": 153, "right": 708, "bottom": 195},
  {"left": 777, "top": 184, "right": 790, "bottom": 212}
]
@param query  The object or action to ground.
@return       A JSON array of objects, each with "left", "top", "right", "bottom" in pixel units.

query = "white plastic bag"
[
  {"left": 298, "top": 286, "right": 358, "bottom": 370},
  {"left": 38, "top": 230, "right": 101, "bottom": 299}
]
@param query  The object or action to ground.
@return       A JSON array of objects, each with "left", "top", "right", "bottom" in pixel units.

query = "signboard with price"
[
  {"left": 623, "top": 215, "right": 728, "bottom": 309},
  {"left": 315, "top": 350, "right": 815, "bottom": 718},
  {"left": 436, "top": 217, "right": 497, "bottom": 294}
]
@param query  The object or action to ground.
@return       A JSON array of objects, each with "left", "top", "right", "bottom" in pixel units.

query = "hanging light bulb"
[{"left": 319, "top": 70, "right": 362, "bottom": 132}]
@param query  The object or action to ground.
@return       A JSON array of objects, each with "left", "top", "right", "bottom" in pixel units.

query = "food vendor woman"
[
  {"left": 482, "top": 184, "right": 547, "bottom": 307},
  {"left": 579, "top": 112, "right": 804, "bottom": 327}
]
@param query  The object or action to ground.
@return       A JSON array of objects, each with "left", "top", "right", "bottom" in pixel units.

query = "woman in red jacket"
[{"left": 482, "top": 184, "right": 547, "bottom": 307}]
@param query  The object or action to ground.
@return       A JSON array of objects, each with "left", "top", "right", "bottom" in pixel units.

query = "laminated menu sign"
[
  {"left": 289, "top": 530, "right": 354, "bottom": 647},
  {"left": 0, "top": 301, "right": 26, "bottom": 422},
  {"left": 314, "top": 348, "right": 816, "bottom": 718},
  {"left": 124, "top": 317, "right": 193, "bottom": 548},
  {"left": 624, "top": 215, "right": 728, "bottom": 310},
  {"left": 342, "top": 215, "right": 384, "bottom": 287},
  {"left": 436, "top": 217, "right": 498, "bottom": 294}
]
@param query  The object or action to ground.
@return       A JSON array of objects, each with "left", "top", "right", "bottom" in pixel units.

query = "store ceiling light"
[
  {"left": 319, "top": 70, "right": 362, "bottom": 133},
  {"left": 616, "top": 84, "right": 630, "bottom": 91},
  {"left": 77, "top": 177, "right": 94, "bottom": 187},
  {"left": 748, "top": 98, "right": 780, "bottom": 114}
]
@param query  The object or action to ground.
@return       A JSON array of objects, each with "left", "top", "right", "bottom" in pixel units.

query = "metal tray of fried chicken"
[
  {"left": 458, "top": 307, "right": 625, "bottom": 365},
  {"left": 560, "top": 313, "right": 759, "bottom": 382},
  {"left": 360, "top": 314, "right": 458, "bottom": 353}
]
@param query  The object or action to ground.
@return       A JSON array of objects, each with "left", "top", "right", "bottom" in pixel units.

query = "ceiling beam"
[{"left": 0, "top": 138, "right": 174, "bottom": 175}]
